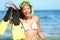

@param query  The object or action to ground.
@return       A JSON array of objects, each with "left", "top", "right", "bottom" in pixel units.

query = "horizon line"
[{"left": 0, "top": 10, "right": 60, "bottom": 11}]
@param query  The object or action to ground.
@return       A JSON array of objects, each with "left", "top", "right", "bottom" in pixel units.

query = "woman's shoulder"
[
  {"left": 32, "top": 16, "right": 40, "bottom": 22},
  {"left": 33, "top": 16, "right": 39, "bottom": 20},
  {"left": 19, "top": 18, "right": 24, "bottom": 22}
]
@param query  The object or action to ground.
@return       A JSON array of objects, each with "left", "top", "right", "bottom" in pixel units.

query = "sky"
[{"left": 0, "top": 0, "right": 60, "bottom": 11}]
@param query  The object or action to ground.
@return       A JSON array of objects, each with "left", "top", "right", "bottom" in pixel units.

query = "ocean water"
[{"left": 0, "top": 10, "right": 60, "bottom": 40}]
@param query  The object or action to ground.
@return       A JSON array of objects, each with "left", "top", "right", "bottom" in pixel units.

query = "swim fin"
[
  {"left": 0, "top": 20, "right": 9, "bottom": 35},
  {"left": 12, "top": 22, "right": 25, "bottom": 40}
]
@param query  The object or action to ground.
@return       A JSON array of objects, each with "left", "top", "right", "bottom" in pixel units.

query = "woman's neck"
[{"left": 24, "top": 15, "right": 32, "bottom": 20}]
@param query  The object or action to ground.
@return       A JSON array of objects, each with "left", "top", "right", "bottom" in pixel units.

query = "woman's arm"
[{"left": 37, "top": 17, "right": 46, "bottom": 40}]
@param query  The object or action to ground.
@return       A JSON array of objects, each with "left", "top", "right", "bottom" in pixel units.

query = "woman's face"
[{"left": 22, "top": 5, "right": 31, "bottom": 17}]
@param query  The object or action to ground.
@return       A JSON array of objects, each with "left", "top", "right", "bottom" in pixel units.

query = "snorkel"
[
  {"left": 19, "top": 0, "right": 34, "bottom": 14},
  {"left": 25, "top": 0, "right": 34, "bottom": 14}
]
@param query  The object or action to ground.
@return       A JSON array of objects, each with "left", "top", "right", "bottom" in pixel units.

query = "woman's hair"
[{"left": 18, "top": 9, "right": 25, "bottom": 19}]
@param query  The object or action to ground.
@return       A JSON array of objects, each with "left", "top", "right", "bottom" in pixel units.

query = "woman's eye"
[
  {"left": 23, "top": 8, "right": 26, "bottom": 10},
  {"left": 22, "top": 7, "right": 25, "bottom": 10}
]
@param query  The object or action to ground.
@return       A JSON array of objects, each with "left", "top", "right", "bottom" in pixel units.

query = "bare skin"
[
  {"left": 20, "top": 16, "right": 37, "bottom": 40},
  {"left": 20, "top": 5, "right": 46, "bottom": 40},
  {"left": 20, "top": 16, "right": 46, "bottom": 40},
  {"left": 11, "top": 4, "right": 46, "bottom": 40}
]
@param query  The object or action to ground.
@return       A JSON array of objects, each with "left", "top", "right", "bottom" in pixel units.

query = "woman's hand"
[
  {"left": 42, "top": 37, "right": 47, "bottom": 40},
  {"left": 10, "top": 6, "right": 16, "bottom": 10}
]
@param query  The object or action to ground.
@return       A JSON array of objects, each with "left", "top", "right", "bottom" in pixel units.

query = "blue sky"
[{"left": 0, "top": 0, "right": 60, "bottom": 11}]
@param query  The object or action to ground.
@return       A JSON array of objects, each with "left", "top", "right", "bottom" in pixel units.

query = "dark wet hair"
[{"left": 18, "top": 9, "right": 25, "bottom": 19}]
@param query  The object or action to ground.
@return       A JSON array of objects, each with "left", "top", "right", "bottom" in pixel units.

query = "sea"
[{"left": 0, "top": 10, "right": 60, "bottom": 40}]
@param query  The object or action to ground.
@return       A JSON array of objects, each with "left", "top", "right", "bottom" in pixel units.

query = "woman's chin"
[
  {"left": 25, "top": 15, "right": 30, "bottom": 17},
  {"left": 25, "top": 14, "right": 31, "bottom": 17}
]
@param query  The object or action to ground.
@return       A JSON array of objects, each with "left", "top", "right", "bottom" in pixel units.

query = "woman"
[{"left": 18, "top": 1, "right": 46, "bottom": 40}]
